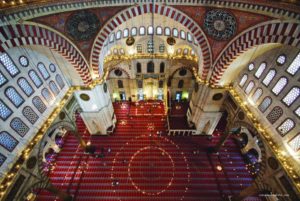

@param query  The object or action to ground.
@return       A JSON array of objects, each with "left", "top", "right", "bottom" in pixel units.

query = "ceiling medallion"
[
  {"left": 203, "top": 9, "right": 237, "bottom": 41},
  {"left": 167, "top": 37, "right": 176, "bottom": 45},
  {"left": 126, "top": 36, "right": 135, "bottom": 46}
]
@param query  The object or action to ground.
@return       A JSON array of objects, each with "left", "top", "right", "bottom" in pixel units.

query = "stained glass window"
[
  {"left": 10, "top": 117, "right": 29, "bottom": 137},
  {"left": 42, "top": 88, "right": 54, "bottom": 103},
  {"left": 29, "top": 70, "right": 43, "bottom": 88},
  {"left": 37, "top": 63, "right": 50, "bottom": 80},
  {"left": 156, "top": 26, "right": 162, "bottom": 35},
  {"left": 272, "top": 77, "right": 288, "bottom": 95},
  {"left": 0, "top": 99, "right": 12, "bottom": 120},
  {"left": 262, "top": 69, "right": 276, "bottom": 86},
  {"left": 0, "top": 53, "right": 20, "bottom": 77},
  {"left": 0, "top": 153, "right": 6, "bottom": 167},
  {"left": 252, "top": 88, "right": 263, "bottom": 103},
  {"left": 19, "top": 56, "right": 29, "bottom": 67},
  {"left": 255, "top": 62, "right": 266, "bottom": 78},
  {"left": 5, "top": 87, "right": 24, "bottom": 108},
  {"left": 0, "top": 131, "right": 18, "bottom": 152},
  {"left": 32, "top": 96, "right": 47, "bottom": 113},
  {"left": 49, "top": 81, "right": 60, "bottom": 96},
  {"left": 22, "top": 106, "right": 38, "bottom": 124},
  {"left": 258, "top": 97, "right": 272, "bottom": 112},
  {"left": 282, "top": 87, "right": 300, "bottom": 106},
  {"left": 266, "top": 106, "right": 283, "bottom": 124},
  {"left": 277, "top": 118, "right": 295, "bottom": 136},
  {"left": 286, "top": 52, "right": 300, "bottom": 75},
  {"left": 49, "top": 64, "right": 56, "bottom": 73},
  {"left": 277, "top": 55, "right": 286, "bottom": 65},
  {"left": 55, "top": 74, "right": 65, "bottom": 89},
  {"left": 248, "top": 63, "right": 254, "bottom": 71},
  {"left": 239, "top": 74, "right": 248, "bottom": 87},
  {"left": 17, "top": 78, "right": 34, "bottom": 97},
  {"left": 245, "top": 81, "right": 255, "bottom": 94},
  {"left": 165, "top": 27, "right": 171, "bottom": 36},
  {"left": 288, "top": 134, "right": 300, "bottom": 152},
  {"left": 123, "top": 28, "right": 129, "bottom": 38},
  {"left": 0, "top": 70, "right": 8, "bottom": 87}
]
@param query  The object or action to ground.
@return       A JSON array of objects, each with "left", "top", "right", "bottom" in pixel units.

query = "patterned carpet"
[{"left": 37, "top": 101, "right": 259, "bottom": 201}]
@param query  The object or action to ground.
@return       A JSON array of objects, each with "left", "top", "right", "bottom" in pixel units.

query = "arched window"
[
  {"left": 160, "top": 62, "right": 165, "bottom": 73},
  {"left": 272, "top": 77, "right": 288, "bottom": 95},
  {"left": 139, "top": 26, "right": 145, "bottom": 35},
  {"left": 37, "top": 62, "right": 50, "bottom": 80},
  {"left": 32, "top": 96, "right": 47, "bottom": 113},
  {"left": 136, "top": 62, "right": 142, "bottom": 73},
  {"left": 55, "top": 74, "right": 65, "bottom": 89},
  {"left": 17, "top": 78, "right": 34, "bottom": 97},
  {"left": 137, "top": 80, "right": 143, "bottom": 88},
  {"left": 267, "top": 106, "right": 283, "bottom": 124},
  {"left": 288, "top": 133, "right": 300, "bottom": 152},
  {"left": 252, "top": 88, "right": 263, "bottom": 103},
  {"left": 239, "top": 74, "right": 248, "bottom": 87},
  {"left": 29, "top": 70, "right": 43, "bottom": 88},
  {"left": 109, "top": 33, "right": 114, "bottom": 42},
  {"left": 295, "top": 107, "right": 300, "bottom": 118},
  {"left": 183, "top": 48, "right": 189, "bottom": 55},
  {"left": 49, "top": 81, "right": 60, "bottom": 96},
  {"left": 123, "top": 28, "right": 129, "bottom": 38},
  {"left": 258, "top": 97, "right": 272, "bottom": 112},
  {"left": 19, "top": 56, "right": 29, "bottom": 67},
  {"left": 165, "top": 27, "right": 171, "bottom": 36},
  {"left": 180, "top": 30, "right": 186, "bottom": 39},
  {"left": 49, "top": 63, "right": 56, "bottom": 73},
  {"left": 0, "top": 70, "right": 8, "bottom": 87},
  {"left": 277, "top": 118, "right": 295, "bottom": 136},
  {"left": 262, "top": 69, "right": 276, "bottom": 86},
  {"left": 0, "top": 99, "right": 12, "bottom": 121},
  {"left": 187, "top": 33, "right": 193, "bottom": 42},
  {"left": 116, "top": 30, "right": 121, "bottom": 40},
  {"left": 147, "top": 61, "right": 154, "bottom": 73},
  {"left": 147, "top": 40, "right": 154, "bottom": 53},
  {"left": 42, "top": 88, "right": 54, "bottom": 103},
  {"left": 117, "top": 80, "right": 123, "bottom": 88},
  {"left": 0, "top": 131, "right": 18, "bottom": 152},
  {"left": 5, "top": 87, "right": 24, "bottom": 108},
  {"left": 178, "top": 80, "right": 184, "bottom": 88},
  {"left": 277, "top": 55, "right": 286, "bottom": 65},
  {"left": 0, "top": 53, "right": 20, "bottom": 77},
  {"left": 10, "top": 117, "right": 29, "bottom": 137},
  {"left": 245, "top": 81, "right": 255, "bottom": 94},
  {"left": 282, "top": 87, "right": 300, "bottom": 106},
  {"left": 173, "top": 28, "right": 178, "bottom": 37},
  {"left": 159, "top": 80, "right": 164, "bottom": 88},
  {"left": 148, "top": 26, "right": 154, "bottom": 35},
  {"left": 22, "top": 106, "right": 39, "bottom": 124},
  {"left": 286, "top": 52, "right": 300, "bottom": 75},
  {"left": 255, "top": 62, "right": 266, "bottom": 78},
  {"left": 156, "top": 26, "right": 162, "bottom": 35},
  {"left": 131, "top": 27, "right": 137, "bottom": 36},
  {"left": 248, "top": 63, "right": 255, "bottom": 71}
]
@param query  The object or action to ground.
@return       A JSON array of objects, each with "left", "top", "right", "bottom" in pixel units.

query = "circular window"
[
  {"left": 59, "top": 112, "right": 66, "bottom": 120},
  {"left": 80, "top": 93, "right": 90, "bottom": 101},
  {"left": 276, "top": 54, "right": 286, "bottom": 65},
  {"left": 179, "top": 69, "right": 187, "bottom": 76},
  {"left": 49, "top": 64, "right": 56, "bottom": 72},
  {"left": 103, "top": 83, "right": 107, "bottom": 93},
  {"left": 19, "top": 56, "right": 29, "bottom": 67},
  {"left": 238, "top": 111, "right": 245, "bottom": 120},
  {"left": 26, "top": 156, "right": 37, "bottom": 169},
  {"left": 114, "top": 69, "right": 123, "bottom": 76},
  {"left": 212, "top": 93, "right": 223, "bottom": 101},
  {"left": 248, "top": 63, "right": 254, "bottom": 71},
  {"left": 268, "top": 157, "right": 279, "bottom": 170}
]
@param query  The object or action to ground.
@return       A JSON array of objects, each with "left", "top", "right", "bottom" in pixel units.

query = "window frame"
[
  {"left": 4, "top": 86, "right": 25, "bottom": 108},
  {"left": 0, "top": 70, "right": 8, "bottom": 87},
  {"left": 17, "top": 77, "right": 34, "bottom": 97},
  {"left": 19, "top": 55, "right": 29, "bottom": 67},
  {"left": 277, "top": 118, "right": 295, "bottom": 137},
  {"left": 281, "top": 86, "right": 300, "bottom": 107},
  {"left": 0, "top": 99, "right": 13, "bottom": 121}
]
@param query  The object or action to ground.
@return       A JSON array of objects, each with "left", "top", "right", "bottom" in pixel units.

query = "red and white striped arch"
[
  {"left": 0, "top": 24, "right": 92, "bottom": 84},
  {"left": 91, "top": 3, "right": 211, "bottom": 80},
  {"left": 210, "top": 21, "right": 300, "bottom": 85}
]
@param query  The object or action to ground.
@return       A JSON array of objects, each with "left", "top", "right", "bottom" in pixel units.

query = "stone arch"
[
  {"left": 210, "top": 20, "right": 300, "bottom": 84},
  {"left": 108, "top": 67, "right": 131, "bottom": 79},
  {"left": 0, "top": 24, "right": 92, "bottom": 84},
  {"left": 91, "top": 3, "right": 211, "bottom": 80}
]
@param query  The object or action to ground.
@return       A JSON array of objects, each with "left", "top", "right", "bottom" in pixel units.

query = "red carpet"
[{"left": 37, "top": 101, "right": 258, "bottom": 201}]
